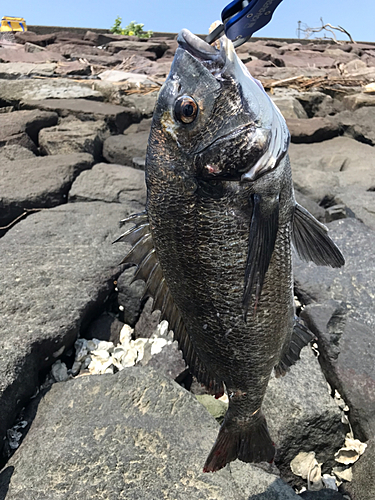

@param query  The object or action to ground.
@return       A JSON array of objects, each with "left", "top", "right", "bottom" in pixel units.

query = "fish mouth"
[{"left": 176, "top": 28, "right": 229, "bottom": 73}]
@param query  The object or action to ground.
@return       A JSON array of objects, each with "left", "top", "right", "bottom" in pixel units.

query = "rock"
[
  {"left": 333, "top": 187, "right": 375, "bottom": 230},
  {"left": 39, "top": 119, "right": 108, "bottom": 160},
  {"left": 132, "top": 157, "right": 146, "bottom": 169},
  {"left": 271, "top": 95, "right": 308, "bottom": 119},
  {"left": 264, "top": 348, "right": 345, "bottom": 472},
  {"left": 0, "top": 367, "right": 298, "bottom": 499},
  {"left": 0, "top": 109, "right": 58, "bottom": 150},
  {"left": 83, "top": 30, "right": 123, "bottom": 46},
  {"left": 68, "top": 163, "right": 146, "bottom": 206},
  {"left": 103, "top": 132, "right": 148, "bottom": 166},
  {"left": 196, "top": 394, "right": 228, "bottom": 423},
  {"left": 343, "top": 93, "right": 375, "bottom": 110},
  {"left": 109, "top": 92, "right": 157, "bottom": 118},
  {"left": 287, "top": 117, "right": 340, "bottom": 143},
  {"left": 294, "top": 190, "right": 326, "bottom": 222},
  {"left": 84, "top": 312, "right": 124, "bottom": 344},
  {"left": 301, "top": 300, "right": 375, "bottom": 441},
  {"left": 0, "top": 62, "right": 57, "bottom": 78},
  {"left": 294, "top": 92, "right": 336, "bottom": 118},
  {"left": 0, "top": 78, "right": 103, "bottom": 104},
  {"left": 0, "top": 201, "right": 136, "bottom": 454},
  {"left": 279, "top": 51, "right": 335, "bottom": 68},
  {"left": 105, "top": 39, "right": 169, "bottom": 58},
  {"left": 21, "top": 98, "right": 141, "bottom": 134},
  {"left": 289, "top": 137, "right": 375, "bottom": 202},
  {"left": 0, "top": 153, "right": 93, "bottom": 233},
  {"left": 140, "top": 341, "right": 188, "bottom": 382},
  {"left": 117, "top": 267, "right": 145, "bottom": 327},
  {"left": 14, "top": 31, "right": 57, "bottom": 46},
  {"left": 98, "top": 69, "right": 156, "bottom": 85},
  {"left": 341, "top": 438, "right": 375, "bottom": 500},
  {"left": 24, "top": 42, "right": 47, "bottom": 53},
  {"left": 134, "top": 298, "right": 161, "bottom": 339},
  {"left": 295, "top": 218, "right": 375, "bottom": 439},
  {"left": 54, "top": 60, "right": 91, "bottom": 76},
  {"left": 0, "top": 46, "right": 65, "bottom": 63},
  {"left": 51, "top": 360, "right": 69, "bottom": 382},
  {"left": 333, "top": 107, "right": 375, "bottom": 145},
  {"left": 299, "top": 490, "right": 345, "bottom": 499},
  {"left": 0, "top": 145, "right": 35, "bottom": 161}
]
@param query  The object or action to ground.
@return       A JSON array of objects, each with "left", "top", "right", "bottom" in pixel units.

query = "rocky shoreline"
[{"left": 0, "top": 28, "right": 374, "bottom": 499}]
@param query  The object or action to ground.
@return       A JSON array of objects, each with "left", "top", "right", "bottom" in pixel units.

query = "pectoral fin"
[
  {"left": 292, "top": 203, "right": 345, "bottom": 267},
  {"left": 243, "top": 194, "right": 279, "bottom": 320}
]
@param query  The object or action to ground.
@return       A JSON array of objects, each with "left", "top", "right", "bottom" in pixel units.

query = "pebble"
[{"left": 51, "top": 360, "right": 69, "bottom": 382}]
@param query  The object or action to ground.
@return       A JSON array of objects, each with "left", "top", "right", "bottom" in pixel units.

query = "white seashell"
[
  {"left": 112, "top": 346, "right": 126, "bottom": 360},
  {"left": 120, "top": 324, "right": 133, "bottom": 346},
  {"left": 335, "top": 435, "right": 367, "bottom": 465},
  {"left": 333, "top": 466, "right": 353, "bottom": 482},
  {"left": 155, "top": 320, "right": 169, "bottom": 338},
  {"left": 122, "top": 346, "right": 139, "bottom": 367},
  {"left": 112, "top": 357, "right": 124, "bottom": 371},
  {"left": 150, "top": 337, "right": 167, "bottom": 355},
  {"left": 97, "top": 341, "right": 114, "bottom": 353},
  {"left": 91, "top": 349, "right": 110, "bottom": 361},
  {"left": 291, "top": 451, "right": 323, "bottom": 491}
]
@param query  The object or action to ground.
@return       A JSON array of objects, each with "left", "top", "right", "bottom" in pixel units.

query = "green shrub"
[{"left": 110, "top": 17, "right": 152, "bottom": 39}]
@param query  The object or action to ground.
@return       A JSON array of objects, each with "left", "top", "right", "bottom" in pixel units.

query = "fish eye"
[{"left": 174, "top": 96, "right": 198, "bottom": 124}]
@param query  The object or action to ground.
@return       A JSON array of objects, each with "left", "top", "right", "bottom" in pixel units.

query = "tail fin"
[{"left": 203, "top": 412, "right": 275, "bottom": 472}]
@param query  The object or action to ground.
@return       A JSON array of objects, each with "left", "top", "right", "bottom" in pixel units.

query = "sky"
[{"left": 2, "top": 0, "right": 374, "bottom": 43}]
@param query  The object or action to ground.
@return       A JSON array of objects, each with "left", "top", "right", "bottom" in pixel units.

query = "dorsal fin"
[{"left": 114, "top": 211, "right": 224, "bottom": 396}]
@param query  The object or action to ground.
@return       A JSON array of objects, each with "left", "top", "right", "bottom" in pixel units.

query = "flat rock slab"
[
  {"left": 0, "top": 145, "right": 35, "bottom": 161},
  {"left": 21, "top": 98, "right": 141, "bottom": 133},
  {"left": 0, "top": 152, "right": 93, "bottom": 232},
  {"left": 0, "top": 62, "right": 57, "bottom": 79},
  {"left": 0, "top": 109, "right": 58, "bottom": 150},
  {"left": 333, "top": 107, "right": 375, "bottom": 145},
  {"left": 287, "top": 117, "right": 340, "bottom": 143},
  {"left": 289, "top": 136, "right": 375, "bottom": 201},
  {"left": 68, "top": 163, "right": 146, "bottom": 205},
  {"left": 0, "top": 367, "right": 298, "bottom": 500},
  {"left": 38, "top": 119, "right": 108, "bottom": 160},
  {"left": 0, "top": 201, "right": 138, "bottom": 454},
  {"left": 271, "top": 95, "right": 308, "bottom": 119},
  {"left": 0, "top": 78, "right": 103, "bottom": 104},
  {"left": 102, "top": 132, "right": 148, "bottom": 166}
]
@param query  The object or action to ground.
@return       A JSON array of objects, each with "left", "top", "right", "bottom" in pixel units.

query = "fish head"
[{"left": 147, "top": 28, "right": 290, "bottom": 183}]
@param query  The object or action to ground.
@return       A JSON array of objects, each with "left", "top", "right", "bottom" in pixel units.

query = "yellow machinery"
[{"left": 0, "top": 16, "right": 27, "bottom": 32}]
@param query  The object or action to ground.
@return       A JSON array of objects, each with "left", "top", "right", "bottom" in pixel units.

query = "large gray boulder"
[
  {"left": 333, "top": 107, "right": 375, "bottom": 145},
  {"left": 295, "top": 218, "right": 375, "bottom": 440},
  {"left": 0, "top": 153, "right": 93, "bottom": 234},
  {"left": 0, "top": 367, "right": 298, "bottom": 500},
  {"left": 0, "top": 201, "right": 138, "bottom": 455}
]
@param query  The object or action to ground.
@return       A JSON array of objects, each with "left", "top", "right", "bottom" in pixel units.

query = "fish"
[{"left": 115, "top": 28, "right": 345, "bottom": 472}]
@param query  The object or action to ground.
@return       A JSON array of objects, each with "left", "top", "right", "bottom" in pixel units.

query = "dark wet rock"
[
  {"left": 333, "top": 106, "right": 375, "bottom": 145},
  {"left": 0, "top": 201, "right": 134, "bottom": 455},
  {"left": 289, "top": 137, "right": 375, "bottom": 202},
  {"left": 0, "top": 145, "right": 35, "bottom": 161},
  {"left": 299, "top": 489, "right": 345, "bottom": 499},
  {"left": 0, "top": 367, "right": 298, "bottom": 499},
  {"left": 0, "top": 153, "right": 93, "bottom": 233},
  {"left": 21, "top": 98, "right": 141, "bottom": 134},
  {"left": 300, "top": 300, "right": 375, "bottom": 441},
  {"left": 271, "top": 95, "right": 308, "bottom": 119},
  {"left": 287, "top": 117, "right": 340, "bottom": 143},
  {"left": 294, "top": 92, "right": 340, "bottom": 118},
  {"left": 117, "top": 267, "right": 145, "bottom": 327},
  {"left": 0, "top": 78, "right": 103, "bottom": 105},
  {"left": 39, "top": 119, "right": 108, "bottom": 160},
  {"left": 106, "top": 39, "right": 169, "bottom": 58},
  {"left": 68, "top": 163, "right": 146, "bottom": 206},
  {"left": 341, "top": 438, "right": 375, "bottom": 500},
  {"left": 264, "top": 348, "right": 345, "bottom": 471},
  {"left": 85, "top": 312, "right": 124, "bottom": 345},
  {"left": 0, "top": 109, "right": 58, "bottom": 150},
  {"left": 83, "top": 30, "right": 125, "bottom": 46}
]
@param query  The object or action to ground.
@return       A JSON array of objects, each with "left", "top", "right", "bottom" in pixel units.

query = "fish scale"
[{"left": 116, "top": 28, "right": 345, "bottom": 472}]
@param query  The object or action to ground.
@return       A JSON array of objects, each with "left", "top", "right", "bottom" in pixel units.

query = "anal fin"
[
  {"left": 292, "top": 203, "right": 345, "bottom": 267},
  {"left": 275, "top": 318, "right": 316, "bottom": 377}
]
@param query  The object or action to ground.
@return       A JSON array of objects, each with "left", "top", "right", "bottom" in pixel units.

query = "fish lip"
[{"left": 177, "top": 28, "right": 225, "bottom": 65}]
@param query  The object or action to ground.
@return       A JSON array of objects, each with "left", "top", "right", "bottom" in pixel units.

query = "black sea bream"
[{"left": 116, "top": 29, "right": 345, "bottom": 472}]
